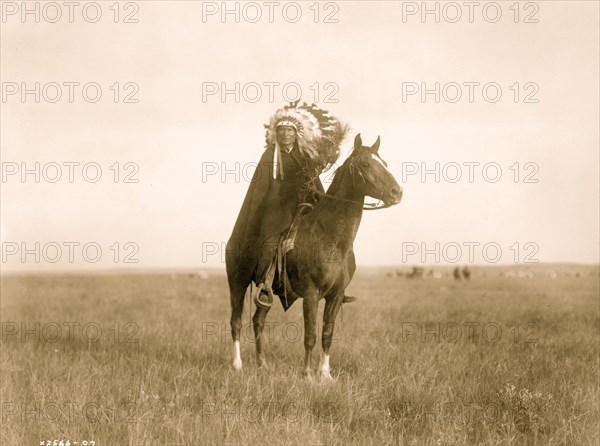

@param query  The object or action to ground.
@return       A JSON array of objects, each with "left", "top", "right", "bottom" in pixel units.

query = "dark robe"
[{"left": 226, "top": 144, "right": 324, "bottom": 284}]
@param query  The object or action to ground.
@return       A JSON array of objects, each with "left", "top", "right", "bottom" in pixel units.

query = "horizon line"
[{"left": 1, "top": 262, "right": 599, "bottom": 276}]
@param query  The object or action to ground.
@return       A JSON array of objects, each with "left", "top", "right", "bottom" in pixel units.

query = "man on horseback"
[
  {"left": 226, "top": 102, "right": 348, "bottom": 309},
  {"left": 226, "top": 110, "right": 402, "bottom": 374}
]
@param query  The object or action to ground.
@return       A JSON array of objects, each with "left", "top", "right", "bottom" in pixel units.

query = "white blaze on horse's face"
[
  {"left": 367, "top": 150, "right": 403, "bottom": 205},
  {"left": 371, "top": 153, "right": 390, "bottom": 172}
]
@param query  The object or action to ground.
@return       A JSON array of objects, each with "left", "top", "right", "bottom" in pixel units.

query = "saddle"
[{"left": 254, "top": 202, "right": 314, "bottom": 310}]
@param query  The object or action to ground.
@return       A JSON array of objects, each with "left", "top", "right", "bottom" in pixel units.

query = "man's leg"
[{"left": 254, "top": 235, "right": 280, "bottom": 308}]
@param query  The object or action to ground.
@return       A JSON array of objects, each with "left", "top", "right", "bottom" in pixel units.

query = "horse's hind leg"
[
  {"left": 253, "top": 304, "right": 271, "bottom": 368},
  {"left": 229, "top": 283, "right": 247, "bottom": 370},
  {"left": 320, "top": 296, "right": 343, "bottom": 380}
]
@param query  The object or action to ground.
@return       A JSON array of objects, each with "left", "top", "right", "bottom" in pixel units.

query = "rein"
[
  {"left": 308, "top": 186, "right": 391, "bottom": 211},
  {"left": 307, "top": 157, "right": 392, "bottom": 211}
]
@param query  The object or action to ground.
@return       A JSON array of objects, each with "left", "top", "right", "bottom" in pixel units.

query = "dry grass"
[{"left": 1, "top": 267, "right": 598, "bottom": 445}]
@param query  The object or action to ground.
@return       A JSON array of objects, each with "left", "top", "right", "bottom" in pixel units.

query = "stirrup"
[
  {"left": 254, "top": 283, "right": 274, "bottom": 309},
  {"left": 343, "top": 295, "right": 357, "bottom": 303}
]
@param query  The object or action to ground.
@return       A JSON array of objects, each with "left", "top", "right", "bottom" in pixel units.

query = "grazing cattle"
[
  {"left": 453, "top": 267, "right": 462, "bottom": 280},
  {"left": 462, "top": 266, "right": 471, "bottom": 280}
]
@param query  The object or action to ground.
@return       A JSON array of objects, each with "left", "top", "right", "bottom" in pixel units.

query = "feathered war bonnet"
[{"left": 264, "top": 101, "right": 350, "bottom": 176}]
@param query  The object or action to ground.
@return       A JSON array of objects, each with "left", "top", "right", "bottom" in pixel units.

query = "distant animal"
[
  {"left": 453, "top": 267, "right": 462, "bottom": 280},
  {"left": 462, "top": 266, "right": 471, "bottom": 280},
  {"left": 407, "top": 267, "right": 424, "bottom": 279}
]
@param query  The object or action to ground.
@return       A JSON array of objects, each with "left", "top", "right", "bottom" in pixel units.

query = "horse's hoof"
[
  {"left": 233, "top": 359, "right": 243, "bottom": 371},
  {"left": 319, "top": 359, "right": 333, "bottom": 381},
  {"left": 257, "top": 358, "right": 268, "bottom": 369},
  {"left": 319, "top": 372, "right": 334, "bottom": 382},
  {"left": 302, "top": 369, "right": 313, "bottom": 380}
]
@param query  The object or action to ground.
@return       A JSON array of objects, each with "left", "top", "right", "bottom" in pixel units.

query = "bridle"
[{"left": 308, "top": 151, "right": 393, "bottom": 211}]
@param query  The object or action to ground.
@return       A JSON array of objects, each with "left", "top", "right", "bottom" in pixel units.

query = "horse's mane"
[{"left": 322, "top": 150, "right": 357, "bottom": 198}]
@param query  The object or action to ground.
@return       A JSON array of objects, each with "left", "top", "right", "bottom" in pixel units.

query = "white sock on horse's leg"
[
  {"left": 233, "top": 340, "right": 242, "bottom": 370},
  {"left": 319, "top": 354, "right": 330, "bottom": 378}
]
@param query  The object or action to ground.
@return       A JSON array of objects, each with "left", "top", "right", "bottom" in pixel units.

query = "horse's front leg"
[
  {"left": 320, "top": 295, "right": 343, "bottom": 380},
  {"left": 253, "top": 305, "right": 271, "bottom": 368},
  {"left": 302, "top": 293, "right": 319, "bottom": 377}
]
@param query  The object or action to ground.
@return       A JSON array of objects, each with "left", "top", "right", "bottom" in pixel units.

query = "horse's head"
[{"left": 346, "top": 134, "right": 402, "bottom": 207}]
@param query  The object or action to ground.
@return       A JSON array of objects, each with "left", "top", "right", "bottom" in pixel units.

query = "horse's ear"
[
  {"left": 354, "top": 134, "right": 363, "bottom": 150},
  {"left": 372, "top": 136, "right": 381, "bottom": 152}
]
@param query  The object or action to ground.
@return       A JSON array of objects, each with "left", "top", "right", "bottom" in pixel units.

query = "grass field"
[{"left": 1, "top": 266, "right": 598, "bottom": 445}]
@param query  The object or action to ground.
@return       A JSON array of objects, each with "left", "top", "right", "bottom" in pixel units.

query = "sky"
[{"left": 1, "top": 1, "right": 598, "bottom": 271}]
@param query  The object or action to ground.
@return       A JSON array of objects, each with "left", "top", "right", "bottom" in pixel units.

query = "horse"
[{"left": 226, "top": 134, "right": 402, "bottom": 378}]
